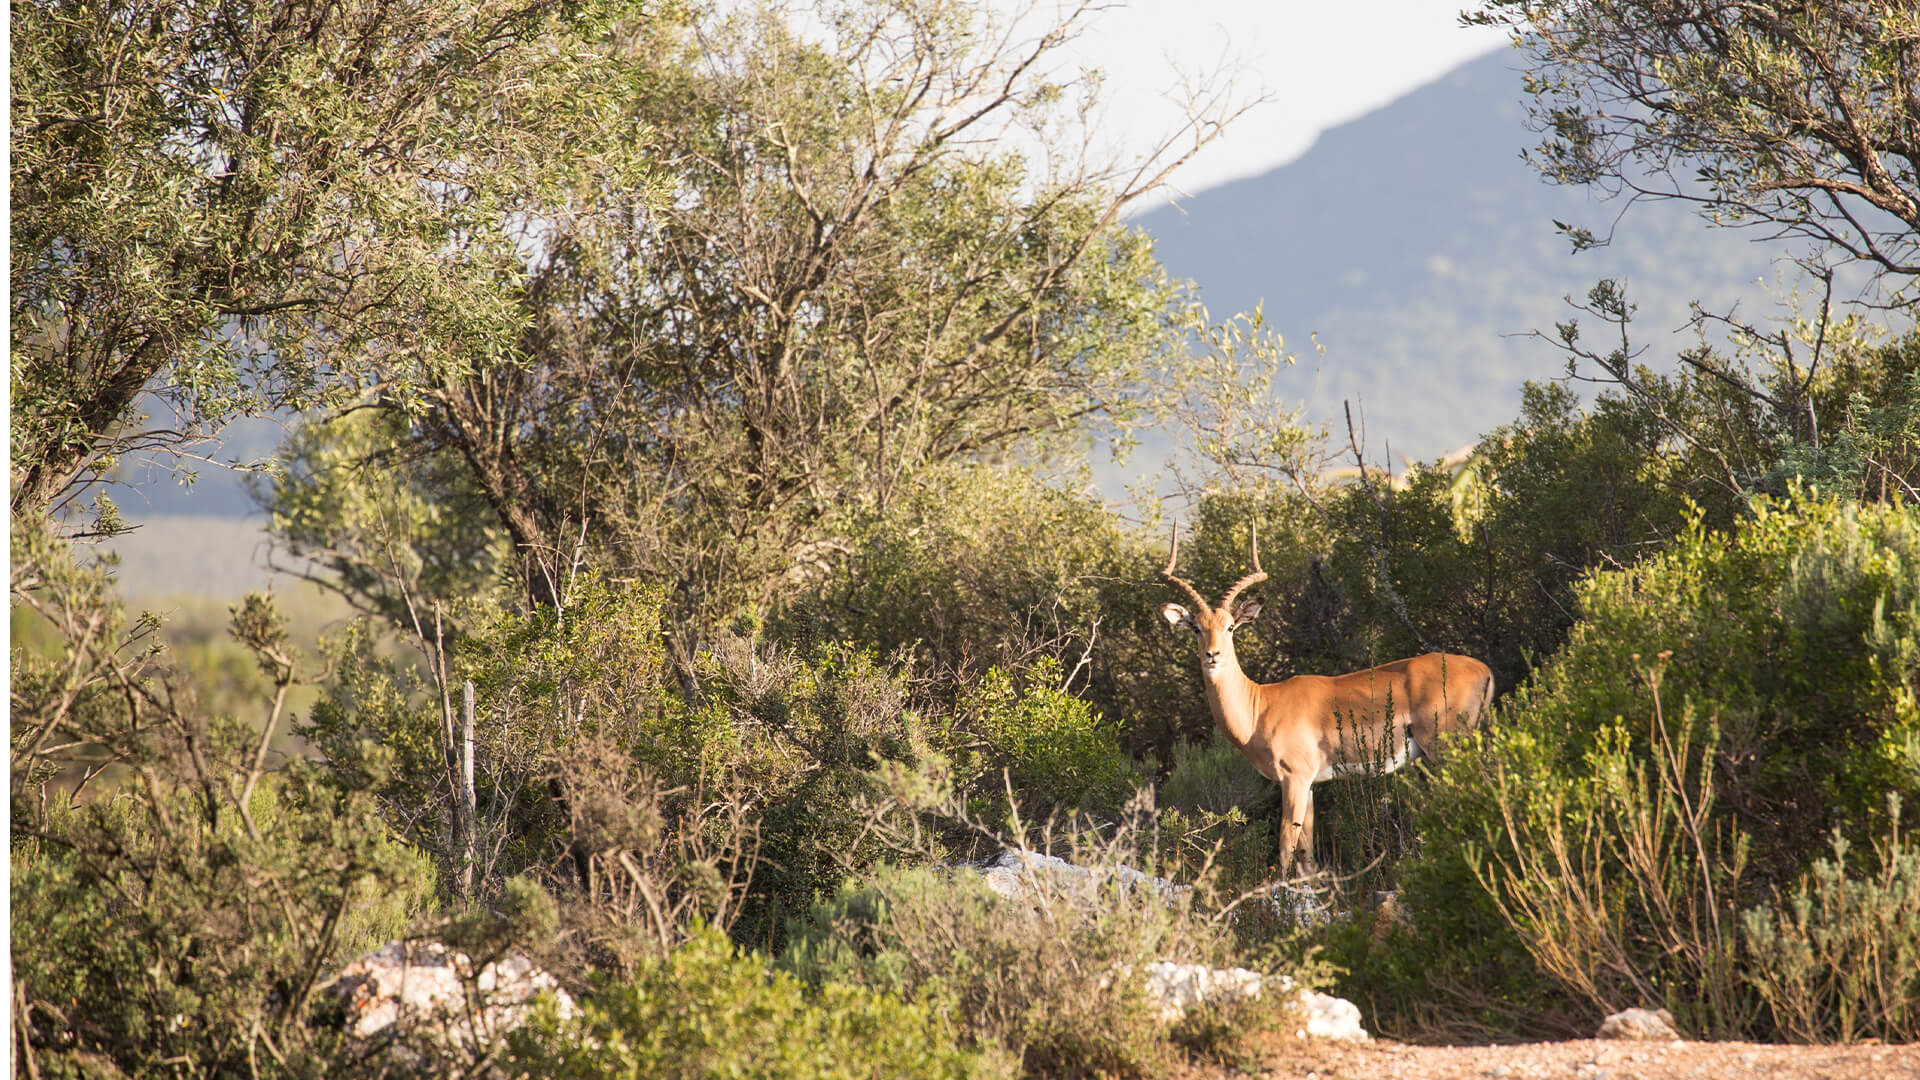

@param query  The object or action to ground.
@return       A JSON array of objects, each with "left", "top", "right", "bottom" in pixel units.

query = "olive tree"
[
  {"left": 270, "top": 0, "right": 1256, "bottom": 657},
  {"left": 1469, "top": 0, "right": 1919, "bottom": 290},
  {"left": 1467, "top": 0, "right": 1918, "bottom": 501},
  {"left": 9, "top": 0, "right": 651, "bottom": 519}
]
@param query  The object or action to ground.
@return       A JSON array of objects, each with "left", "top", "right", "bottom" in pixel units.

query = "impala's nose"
[{"left": 1204, "top": 649, "right": 1221, "bottom": 668}]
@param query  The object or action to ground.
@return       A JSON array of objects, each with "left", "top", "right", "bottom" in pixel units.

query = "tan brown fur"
[{"left": 1161, "top": 523, "right": 1493, "bottom": 876}]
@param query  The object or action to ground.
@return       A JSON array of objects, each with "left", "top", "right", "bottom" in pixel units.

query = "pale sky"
[{"left": 1064, "top": 0, "right": 1510, "bottom": 200}]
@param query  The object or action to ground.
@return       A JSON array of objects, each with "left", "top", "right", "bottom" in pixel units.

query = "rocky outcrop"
[
  {"left": 1137, "top": 960, "right": 1265, "bottom": 1021},
  {"left": 973, "top": 847, "right": 1326, "bottom": 922},
  {"left": 1288, "top": 983, "right": 1371, "bottom": 1042},
  {"left": 326, "top": 941, "right": 576, "bottom": 1053},
  {"left": 1131, "top": 961, "right": 1370, "bottom": 1040},
  {"left": 1597, "top": 1007, "right": 1681, "bottom": 1041}
]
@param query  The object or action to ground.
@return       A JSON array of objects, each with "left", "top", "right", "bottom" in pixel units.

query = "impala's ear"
[
  {"left": 1230, "top": 597, "right": 1263, "bottom": 628},
  {"left": 1160, "top": 603, "right": 1195, "bottom": 630}
]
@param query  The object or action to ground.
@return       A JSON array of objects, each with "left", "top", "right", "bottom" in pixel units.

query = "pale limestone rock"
[
  {"left": 1139, "top": 960, "right": 1266, "bottom": 1021},
  {"left": 974, "top": 848, "right": 1324, "bottom": 922},
  {"left": 976, "top": 847, "right": 1190, "bottom": 905},
  {"left": 1291, "top": 986, "right": 1370, "bottom": 1042},
  {"left": 1596, "top": 1007, "right": 1680, "bottom": 1041},
  {"left": 1126, "top": 962, "right": 1368, "bottom": 1040},
  {"left": 328, "top": 941, "right": 576, "bottom": 1052}
]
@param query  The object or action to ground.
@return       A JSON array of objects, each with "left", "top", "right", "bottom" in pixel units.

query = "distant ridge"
[{"left": 1134, "top": 46, "right": 1784, "bottom": 458}]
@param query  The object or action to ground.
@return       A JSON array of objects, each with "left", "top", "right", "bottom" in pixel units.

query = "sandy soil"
[{"left": 1267, "top": 1036, "right": 1920, "bottom": 1080}]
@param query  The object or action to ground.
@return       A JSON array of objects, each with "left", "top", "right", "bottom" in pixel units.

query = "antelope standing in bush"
[{"left": 1159, "top": 523, "right": 1494, "bottom": 877}]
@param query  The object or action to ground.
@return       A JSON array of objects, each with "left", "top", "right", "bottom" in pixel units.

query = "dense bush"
[
  {"left": 963, "top": 658, "right": 1140, "bottom": 818},
  {"left": 781, "top": 462, "right": 1212, "bottom": 765},
  {"left": 781, "top": 841, "right": 1278, "bottom": 1077},
  {"left": 1767, "top": 363, "right": 1920, "bottom": 504},
  {"left": 785, "top": 464, "right": 1133, "bottom": 678},
  {"left": 508, "top": 924, "right": 1003, "bottom": 1080},
  {"left": 1742, "top": 814, "right": 1920, "bottom": 1043},
  {"left": 11, "top": 523, "right": 443, "bottom": 1076},
  {"left": 1153, "top": 736, "right": 1279, "bottom": 890},
  {"left": 692, "top": 636, "right": 939, "bottom": 940},
  {"left": 13, "top": 769, "right": 437, "bottom": 1075},
  {"left": 1316, "top": 379, "right": 1742, "bottom": 698},
  {"left": 1496, "top": 495, "right": 1918, "bottom": 875},
  {"left": 305, "top": 579, "right": 945, "bottom": 951},
  {"left": 1376, "top": 495, "right": 1920, "bottom": 1040}
]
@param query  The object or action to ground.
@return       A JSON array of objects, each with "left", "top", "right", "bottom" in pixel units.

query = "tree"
[
  {"left": 9, "top": 0, "right": 651, "bottom": 520},
  {"left": 270, "top": 0, "right": 1255, "bottom": 657},
  {"left": 1468, "top": 0, "right": 1920, "bottom": 293},
  {"left": 9, "top": 2, "right": 666, "bottom": 1068},
  {"left": 1466, "top": 0, "right": 1919, "bottom": 509}
]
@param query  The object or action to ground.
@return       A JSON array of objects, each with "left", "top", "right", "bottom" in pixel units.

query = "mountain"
[{"left": 1130, "top": 45, "right": 1789, "bottom": 460}]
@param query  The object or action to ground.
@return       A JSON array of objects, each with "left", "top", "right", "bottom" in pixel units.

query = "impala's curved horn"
[
  {"left": 1160, "top": 521, "right": 1210, "bottom": 612},
  {"left": 1218, "top": 520, "right": 1268, "bottom": 611}
]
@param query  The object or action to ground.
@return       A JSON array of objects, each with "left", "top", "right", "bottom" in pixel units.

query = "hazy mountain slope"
[{"left": 1133, "top": 46, "right": 1789, "bottom": 459}]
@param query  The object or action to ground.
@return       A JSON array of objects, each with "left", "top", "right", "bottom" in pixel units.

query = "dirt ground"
[{"left": 1263, "top": 1036, "right": 1920, "bottom": 1080}]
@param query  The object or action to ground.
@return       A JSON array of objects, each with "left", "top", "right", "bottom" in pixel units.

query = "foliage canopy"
[
  {"left": 10, "top": 0, "right": 645, "bottom": 517},
  {"left": 1469, "top": 0, "right": 1920, "bottom": 292}
]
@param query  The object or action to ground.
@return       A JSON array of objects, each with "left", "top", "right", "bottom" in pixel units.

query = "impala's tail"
[{"left": 1473, "top": 663, "right": 1497, "bottom": 730}]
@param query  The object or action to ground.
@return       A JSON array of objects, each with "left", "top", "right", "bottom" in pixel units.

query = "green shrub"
[
  {"left": 1155, "top": 736, "right": 1277, "bottom": 890},
  {"left": 13, "top": 771, "right": 437, "bottom": 1076},
  {"left": 1383, "top": 495, "right": 1920, "bottom": 1040},
  {"left": 1764, "top": 335, "right": 1920, "bottom": 504},
  {"left": 965, "top": 658, "right": 1139, "bottom": 817},
  {"left": 1742, "top": 804, "right": 1920, "bottom": 1044},
  {"left": 1317, "top": 380, "right": 1741, "bottom": 699},
  {"left": 692, "top": 637, "right": 939, "bottom": 941},
  {"left": 1335, "top": 717, "right": 1593, "bottom": 1040},
  {"left": 304, "top": 576, "right": 941, "bottom": 952},
  {"left": 780, "top": 462, "right": 1134, "bottom": 688},
  {"left": 1496, "top": 495, "right": 1920, "bottom": 879},
  {"left": 1464, "top": 683, "right": 1760, "bottom": 1038},
  {"left": 1159, "top": 734, "right": 1272, "bottom": 818},
  {"left": 12, "top": 526, "right": 441, "bottom": 1076},
  {"left": 783, "top": 864, "right": 1185, "bottom": 1078},
  {"left": 506, "top": 923, "right": 1004, "bottom": 1080},
  {"left": 780, "top": 789, "right": 1299, "bottom": 1080}
]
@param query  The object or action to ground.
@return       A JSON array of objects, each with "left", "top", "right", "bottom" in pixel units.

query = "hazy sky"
[{"left": 1064, "top": 0, "right": 1509, "bottom": 200}]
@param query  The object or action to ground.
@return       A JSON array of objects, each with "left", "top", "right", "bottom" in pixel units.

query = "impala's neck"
[{"left": 1201, "top": 652, "right": 1260, "bottom": 747}]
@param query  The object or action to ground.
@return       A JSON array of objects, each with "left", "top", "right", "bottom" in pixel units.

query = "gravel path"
[{"left": 1271, "top": 1037, "right": 1920, "bottom": 1080}]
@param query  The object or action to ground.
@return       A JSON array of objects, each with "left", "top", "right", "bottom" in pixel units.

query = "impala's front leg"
[{"left": 1278, "top": 773, "right": 1316, "bottom": 879}]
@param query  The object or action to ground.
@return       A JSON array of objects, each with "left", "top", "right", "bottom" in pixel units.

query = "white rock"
[
  {"left": 976, "top": 848, "right": 1192, "bottom": 905},
  {"left": 1139, "top": 960, "right": 1266, "bottom": 1021},
  {"left": 1293, "top": 988, "right": 1369, "bottom": 1041},
  {"left": 972, "top": 848, "right": 1325, "bottom": 924},
  {"left": 1123, "top": 962, "right": 1367, "bottom": 1040},
  {"left": 327, "top": 941, "right": 576, "bottom": 1051},
  {"left": 1596, "top": 1007, "right": 1680, "bottom": 1041}
]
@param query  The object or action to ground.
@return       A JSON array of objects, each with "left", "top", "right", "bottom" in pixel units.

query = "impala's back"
[{"left": 1303, "top": 652, "right": 1493, "bottom": 772}]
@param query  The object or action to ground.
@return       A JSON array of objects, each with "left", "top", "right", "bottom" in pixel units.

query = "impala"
[{"left": 1159, "top": 523, "right": 1494, "bottom": 877}]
